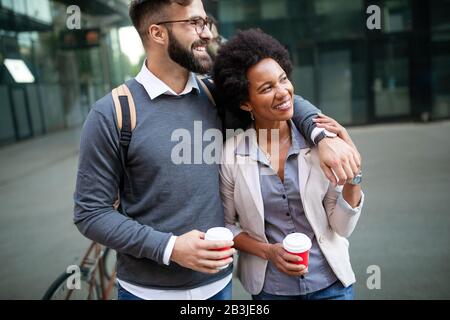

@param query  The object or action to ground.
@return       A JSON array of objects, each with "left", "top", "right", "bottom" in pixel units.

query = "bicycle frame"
[{"left": 64, "top": 242, "right": 116, "bottom": 300}]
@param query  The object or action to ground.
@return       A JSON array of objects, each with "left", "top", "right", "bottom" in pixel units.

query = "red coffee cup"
[
  {"left": 282, "top": 233, "right": 312, "bottom": 267},
  {"left": 205, "top": 227, "right": 234, "bottom": 269}
]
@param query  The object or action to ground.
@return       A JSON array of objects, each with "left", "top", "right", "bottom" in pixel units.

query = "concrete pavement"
[{"left": 0, "top": 121, "right": 449, "bottom": 299}]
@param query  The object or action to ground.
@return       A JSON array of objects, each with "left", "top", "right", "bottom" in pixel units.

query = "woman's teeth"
[{"left": 273, "top": 100, "right": 291, "bottom": 110}]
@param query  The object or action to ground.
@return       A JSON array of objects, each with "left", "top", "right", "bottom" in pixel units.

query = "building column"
[{"left": 410, "top": 0, "right": 432, "bottom": 122}]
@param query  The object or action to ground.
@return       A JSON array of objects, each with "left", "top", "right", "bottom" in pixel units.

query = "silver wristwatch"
[
  {"left": 314, "top": 129, "right": 337, "bottom": 145},
  {"left": 348, "top": 171, "right": 363, "bottom": 185}
]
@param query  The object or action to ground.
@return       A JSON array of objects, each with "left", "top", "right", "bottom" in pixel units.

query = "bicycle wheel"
[{"left": 42, "top": 270, "right": 100, "bottom": 300}]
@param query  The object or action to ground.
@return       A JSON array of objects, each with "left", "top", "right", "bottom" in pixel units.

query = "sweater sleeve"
[
  {"left": 291, "top": 95, "right": 321, "bottom": 146},
  {"left": 73, "top": 98, "right": 172, "bottom": 264}
]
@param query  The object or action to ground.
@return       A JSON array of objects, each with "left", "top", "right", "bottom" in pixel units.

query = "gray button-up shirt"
[{"left": 236, "top": 121, "right": 337, "bottom": 295}]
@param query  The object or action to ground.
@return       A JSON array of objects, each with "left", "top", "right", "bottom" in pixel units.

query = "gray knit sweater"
[{"left": 73, "top": 78, "right": 319, "bottom": 289}]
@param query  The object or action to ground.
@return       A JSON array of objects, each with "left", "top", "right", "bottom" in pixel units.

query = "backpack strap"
[
  {"left": 112, "top": 84, "right": 137, "bottom": 135},
  {"left": 111, "top": 84, "right": 137, "bottom": 209},
  {"left": 197, "top": 76, "right": 216, "bottom": 106},
  {"left": 197, "top": 76, "right": 227, "bottom": 136},
  {"left": 112, "top": 83, "right": 136, "bottom": 175}
]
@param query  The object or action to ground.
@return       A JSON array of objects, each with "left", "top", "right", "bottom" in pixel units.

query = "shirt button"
[
  {"left": 319, "top": 235, "right": 325, "bottom": 244},
  {"left": 282, "top": 195, "right": 286, "bottom": 199},
  {"left": 286, "top": 212, "right": 290, "bottom": 216}
]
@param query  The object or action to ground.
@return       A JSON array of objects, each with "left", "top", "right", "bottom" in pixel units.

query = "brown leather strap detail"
[
  {"left": 111, "top": 84, "right": 137, "bottom": 130},
  {"left": 111, "top": 86, "right": 123, "bottom": 130},
  {"left": 197, "top": 76, "right": 216, "bottom": 106}
]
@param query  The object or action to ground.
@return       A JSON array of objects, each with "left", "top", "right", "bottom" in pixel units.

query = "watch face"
[
  {"left": 351, "top": 175, "right": 362, "bottom": 185},
  {"left": 323, "top": 130, "right": 338, "bottom": 138}
]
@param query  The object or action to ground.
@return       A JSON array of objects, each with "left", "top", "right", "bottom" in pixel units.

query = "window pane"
[
  {"left": 382, "top": 0, "right": 412, "bottom": 33},
  {"left": 11, "top": 88, "right": 31, "bottom": 139},
  {"left": 0, "top": 86, "right": 16, "bottom": 143},
  {"left": 26, "top": 0, "right": 52, "bottom": 23},
  {"left": 261, "top": 0, "right": 287, "bottom": 20},
  {"left": 319, "top": 49, "right": 353, "bottom": 124},
  {"left": 374, "top": 41, "right": 410, "bottom": 117}
]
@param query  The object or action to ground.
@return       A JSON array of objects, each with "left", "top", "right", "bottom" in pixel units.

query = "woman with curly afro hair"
[{"left": 214, "top": 29, "right": 365, "bottom": 300}]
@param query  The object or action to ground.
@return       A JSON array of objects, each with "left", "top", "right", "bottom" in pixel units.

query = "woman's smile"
[{"left": 272, "top": 98, "right": 292, "bottom": 111}]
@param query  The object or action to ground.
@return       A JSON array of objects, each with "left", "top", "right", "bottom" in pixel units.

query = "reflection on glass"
[
  {"left": 39, "top": 84, "right": 64, "bottom": 131},
  {"left": 319, "top": 49, "right": 353, "bottom": 124},
  {"left": 0, "top": 86, "right": 16, "bottom": 143},
  {"left": 292, "top": 46, "right": 315, "bottom": 102},
  {"left": 1, "top": 0, "right": 14, "bottom": 10},
  {"left": 261, "top": 0, "right": 288, "bottom": 20},
  {"left": 382, "top": 0, "right": 412, "bottom": 33},
  {"left": 12, "top": 88, "right": 31, "bottom": 139},
  {"left": 374, "top": 41, "right": 410, "bottom": 117},
  {"left": 27, "top": 0, "right": 52, "bottom": 23},
  {"left": 26, "top": 85, "right": 44, "bottom": 136},
  {"left": 219, "top": 0, "right": 252, "bottom": 23},
  {"left": 432, "top": 51, "right": 450, "bottom": 119},
  {"left": 431, "top": 0, "right": 450, "bottom": 32},
  {"left": 313, "top": 0, "right": 364, "bottom": 40},
  {"left": 431, "top": 0, "right": 450, "bottom": 119}
]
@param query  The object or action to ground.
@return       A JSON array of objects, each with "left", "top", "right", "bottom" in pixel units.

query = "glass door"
[
  {"left": 372, "top": 37, "right": 411, "bottom": 120},
  {"left": 316, "top": 40, "right": 367, "bottom": 125},
  {"left": 10, "top": 86, "right": 33, "bottom": 140},
  {"left": 318, "top": 47, "right": 353, "bottom": 124}
]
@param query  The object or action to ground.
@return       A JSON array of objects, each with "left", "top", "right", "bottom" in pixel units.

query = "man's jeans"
[
  {"left": 117, "top": 280, "right": 232, "bottom": 300},
  {"left": 252, "top": 281, "right": 354, "bottom": 300}
]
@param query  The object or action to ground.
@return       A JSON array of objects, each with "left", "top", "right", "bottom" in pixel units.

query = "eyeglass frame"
[{"left": 155, "top": 17, "right": 212, "bottom": 36}]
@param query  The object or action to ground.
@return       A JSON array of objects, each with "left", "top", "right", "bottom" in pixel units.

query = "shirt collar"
[
  {"left": 290, "top": 120, "right": 308, "bottom": 153},
  {"left": 135, "top": 59, "right": 199, "bottom": 100},
  {"left": 235, "top": 120, "right": 308, "bottom": 164},
  {"left": 235, "top": 127, "right": 265, "bottom": 164}
]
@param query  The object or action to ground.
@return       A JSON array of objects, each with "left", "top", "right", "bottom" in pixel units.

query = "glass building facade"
[
  {"left": 1, "top": 0, "right": 448, "bottom": 146},
  {"left": 205, "top": 0, "right": 450, "bottom": 126},
  {"left": 0, "top": 0, "right": 132, "bottom": 146}
]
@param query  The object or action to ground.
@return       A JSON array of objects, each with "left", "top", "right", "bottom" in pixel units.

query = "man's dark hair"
[
  {"left": 129, "top": 0, "right": 193, "bottom": 45},
  {"left": 212, "top": 28, "right": 293, "bottom": 128}
]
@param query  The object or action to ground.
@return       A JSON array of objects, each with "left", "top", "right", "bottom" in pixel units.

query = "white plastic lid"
[
  {"left": 283, "top": 233, "right": 312, "bottom": 253},
  {"left": 205, "top": 227, "right": 233, "bottom": 241}
]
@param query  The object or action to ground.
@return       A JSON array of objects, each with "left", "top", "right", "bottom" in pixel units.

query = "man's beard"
[{"left": 167, "top": 29, "right": 213, "bottom": 74}]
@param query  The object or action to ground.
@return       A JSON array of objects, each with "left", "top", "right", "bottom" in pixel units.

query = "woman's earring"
[{"left": 249, "top": 111, "right": 255, "bottom": 121}]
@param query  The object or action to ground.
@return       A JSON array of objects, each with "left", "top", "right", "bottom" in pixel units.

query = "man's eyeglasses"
[{"left": 156, "top": 17, "right": 212, "bottom": 36}]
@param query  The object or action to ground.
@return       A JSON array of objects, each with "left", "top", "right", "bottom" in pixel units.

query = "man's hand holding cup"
[{"left": 170, "top": 228, "right": 235, "bottom": 274}]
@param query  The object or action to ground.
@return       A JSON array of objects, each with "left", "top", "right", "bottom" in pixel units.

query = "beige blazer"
[{"left": 219, "top": 129, "right": 364, "bottom": 295}]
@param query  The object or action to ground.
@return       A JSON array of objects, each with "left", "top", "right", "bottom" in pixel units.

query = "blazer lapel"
[
  {"left": 236, "top": 155, "right": 265, "bottom": 221},
  {"left": 233, "top": 128, "right": 266, "bottom": 222},
  {"left": 298, "top": 148, "right": 312, "bottom": 206}
]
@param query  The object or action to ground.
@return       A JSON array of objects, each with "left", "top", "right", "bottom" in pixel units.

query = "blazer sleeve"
[
  {"left": 219, "top": 148, "right": 243, "bottom": 238},
  {"left": 322, "top": 184, "right": 365, "bottom": 238}
]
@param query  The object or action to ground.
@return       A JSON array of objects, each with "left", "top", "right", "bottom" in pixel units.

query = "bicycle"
[{"left": 42, "top": 242, "right": 117, "bottom": 300}]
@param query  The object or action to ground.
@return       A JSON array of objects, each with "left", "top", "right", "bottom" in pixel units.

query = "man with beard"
[{"left": 74, "top": 0, "right": 361, "bottom": 300}]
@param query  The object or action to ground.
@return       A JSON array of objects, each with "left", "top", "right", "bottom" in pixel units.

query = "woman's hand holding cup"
[{"left": 267, "top": 243, "right": 308, "bottom": 277}]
